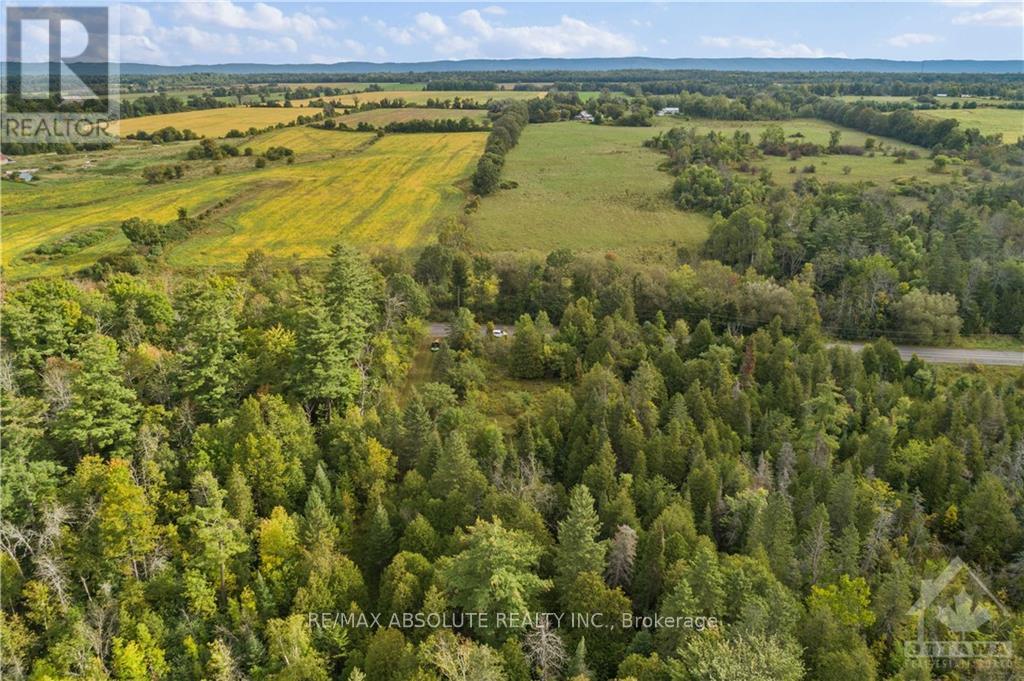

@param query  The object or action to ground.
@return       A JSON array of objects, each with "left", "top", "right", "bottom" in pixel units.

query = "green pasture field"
[
  {"left": 916, "top": 107, "right": 1024, "bottom": 142},
  {"left": 755, "top": 153, "right": 944, "bottom": 187},
  {"left": 651, "top": 116, "right": 925, "bottom": 151},
  {"left": 469, "top": 121, "right": 710, "bottom": 259},
  {"left": 2, "top": 129, "right": 486, "bottom": 279}
]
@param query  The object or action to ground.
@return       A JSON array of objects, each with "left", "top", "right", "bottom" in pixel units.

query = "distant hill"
[{"left": 46, "top": 56, "right": 1024, "bottom": 75}]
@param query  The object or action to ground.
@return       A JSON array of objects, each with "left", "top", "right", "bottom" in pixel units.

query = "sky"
[{"left": 10, "top": 1, "right": 1024, "bottom": 65}]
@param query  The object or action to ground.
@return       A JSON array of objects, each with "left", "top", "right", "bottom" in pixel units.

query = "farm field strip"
[
  {"left": 336, "top": 107, "right": 490, "bottom": 126},
  {"left": 289, "top": 89, "right": 543, "bottom": 108},
  {"left": 114, "top": 106, "right": 307, "bottom": 138}
]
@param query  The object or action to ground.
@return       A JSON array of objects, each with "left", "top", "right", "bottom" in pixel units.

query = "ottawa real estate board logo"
[
  {"left": 3, "top": 4, "right": 119, "bottom": 144},
  {"left": 905, "top": 556, "right": 1013, "bottom": 670}
]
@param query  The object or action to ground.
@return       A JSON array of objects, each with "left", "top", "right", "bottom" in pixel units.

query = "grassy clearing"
[
  {"left": 3, "top": 129, "right": 485, "bottom": 278},
  {"left": 470, "top": 121, "right": 710, "bottom": 259},
  {"left": 337, "top": 108, "right": 490, "bottom": 126},
  {"left": 756, "top": 153, "right": 942, "bottom": 186},
  {"left": 655, "top": 117, "right": 924, "bottom": 151},
  {"left": 916, "top": 107, "right": 1023, "bottom": 142},
  {"left": 114, "top": 107, "right": 306, "bottom": 138}
]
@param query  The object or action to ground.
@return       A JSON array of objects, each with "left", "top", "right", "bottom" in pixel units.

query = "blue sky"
[{"left": 16, "top": 1, "right": 1024, "bottom": 64}]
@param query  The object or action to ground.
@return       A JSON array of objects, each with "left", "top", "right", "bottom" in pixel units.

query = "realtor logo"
[
  {"left": 3, "top": 5, "right": 118, "bottom": 144},
  {"left": 905, "top": 556, "right": 1012, "bottom": 664}
]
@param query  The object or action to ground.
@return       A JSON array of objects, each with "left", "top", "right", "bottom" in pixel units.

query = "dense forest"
[{"left": 3, "top": 230, "right": 1023, "bottom": 680}]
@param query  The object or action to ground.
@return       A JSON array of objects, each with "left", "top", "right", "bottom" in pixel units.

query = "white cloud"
[
  {"left": 887, "top": 32, "right": 943, "bottom": 47},
  {"left": 176, "top": 1, "right": 328, "bottom": 39},
  {"left": 366, "top": 17, "right": 415, "bottom": 45},
  {"left": 952, "top": 5, "right": 1023, "bottom": 26},
  {"left": 482, "top": 6, "right": 507, "bottom": 16},
  {"left": 699, "top": 35, "right": 843, "bottom": 58},
  {"left": 456, "top": 13, "right": 635, "bottom": 57},
  {"left": 415, "top": 12, "right": 448, "bottom": 36}
]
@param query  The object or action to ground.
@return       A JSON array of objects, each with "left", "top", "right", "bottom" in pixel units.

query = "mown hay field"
[
  {"left": 470, "top": 121, "right": 710, "bottom": 258},
  {"left": 3, "top": 129, "right": 485, "bottom": 278},
  {"left": 337, "top": 108, "right": 490, "bottom": 126},
  {"left": 916, "top": 107, "right": 1024, "bottom": 142},
  {"left": 114, "top": 106, "right": 307, "bottom": 138}
]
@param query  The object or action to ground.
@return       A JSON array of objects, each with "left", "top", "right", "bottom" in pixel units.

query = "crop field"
[
  {"left": 337, "top": 107, "right": 490, "bottom": 126},
  {"left": 114, "top": 106, "right": 307, "bottom": 138},
  {"left": 916, "top": 107, "right": 1023, "bottom": 142},
  {"left": 470, "top": 121, "right": 710, "bottom": 258},
  {"left": 3, "top": 130, "right": 485, "bottom": 278},
  {"left": 234, "top": 126, "right": 375, "bottom": 155}
]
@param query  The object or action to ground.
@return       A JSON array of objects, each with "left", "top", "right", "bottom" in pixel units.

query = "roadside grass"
[
  {"left": 470, "top": 121, "right": 710, "bottom": 259},
  {"left": 114, "top": 106, "right": 307, "bottom": 138}
]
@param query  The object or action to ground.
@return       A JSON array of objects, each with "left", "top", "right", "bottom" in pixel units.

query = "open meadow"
[
  {"left": 3, "top": 129, "right": 485, "bottom": 278},
  {"left": 469, "top": 121, "right": 710, "bottom": 258},
  {"left": 114, "top": 106, "right": 308, "bottom": 138},
  {"left": 916, "top": 106, "right": 1023, "bottom": 142}
]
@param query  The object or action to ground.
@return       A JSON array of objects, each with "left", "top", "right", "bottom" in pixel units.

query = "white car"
[{"left": 492, "top": 328, "right": 506, "bottom": 338}]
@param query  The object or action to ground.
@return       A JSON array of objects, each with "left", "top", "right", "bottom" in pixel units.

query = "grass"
[
  {"left": 470, "top": 121, "right": 710, "bottom": 259},
  {"left": 916, "top": 107, "right": 1023, "bottom": 143},
  {"left": 3, "top": 128, "right": 485, "bottom": 278},
  {"left": 114, "top": 106, "right": 307, "bottom": 138},
  {"left": 337, "top": 108, "right": 490, "bottom": 126},
  {"left": 655, "top": 117, "right": 924, "bottom": 151},
  {"left": 755, "top": 153, "right": 942, "bottom": 187}
]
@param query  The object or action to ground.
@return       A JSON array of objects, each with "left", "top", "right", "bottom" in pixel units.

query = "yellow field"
[
  {"left": 236, "top": 126, "right": 375, "bottom": 155},
  {"left": 3, "top": 129, "right": 486, "bottom": 278},
  {"left": 338, "top": 108, "right": 489, "bottom": 126},
  {"left": 916, "top": 107, "right": 1023, "bottom": 143},
  {"left": 291, "top": 89, "right": 542, "bottom": 108},
  {"left": 115, "top": 106, "right": 307, "bottom": 138}
]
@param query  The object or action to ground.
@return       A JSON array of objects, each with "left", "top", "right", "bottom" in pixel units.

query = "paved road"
[
  {"left": 428, "top": 322, "right": 515, "bottom": 338},
  {"left": 427, "top": 323, "right": 1022, "bottom": 367},
  {"left": 837, "top": 342, "right": 1023, "bottom": 367}
]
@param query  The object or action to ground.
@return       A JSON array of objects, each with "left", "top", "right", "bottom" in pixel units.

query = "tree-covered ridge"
[{"left": 2, "top": 239, "right": 1022, "bottom": 680}]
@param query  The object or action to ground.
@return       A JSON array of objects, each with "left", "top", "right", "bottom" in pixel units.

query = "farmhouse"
[
  {"left": 575, "top": 111, "right": 595, "bottom": 122},
  {"left": 0, "top": 153, "right": 12, "bottom": 165},
  {"left": 657, "top": 107, "right": 680, "bottom": 116}
]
